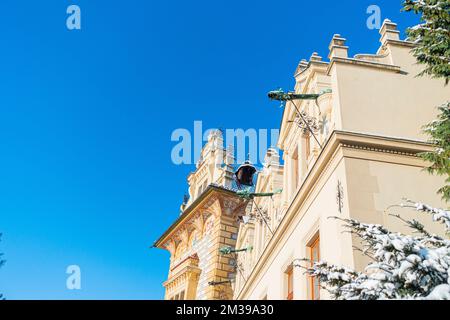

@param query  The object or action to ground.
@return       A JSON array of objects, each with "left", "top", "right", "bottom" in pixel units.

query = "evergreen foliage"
[{"left": 0, "top": 233, "right": 4, "bottom": 300}]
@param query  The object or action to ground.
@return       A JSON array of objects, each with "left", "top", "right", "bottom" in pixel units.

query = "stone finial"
[
  {"left": 296, "top": 59, "right": 309, "bottom": 73},
  {"left": 379, "top": 19, "right": 400, "bottom": 44},
  {"left": 328, "top": 34, "right": 348, "bottom": 59},
  {"left": 310, "top": 52, "right": 322, "bottom": 62}
]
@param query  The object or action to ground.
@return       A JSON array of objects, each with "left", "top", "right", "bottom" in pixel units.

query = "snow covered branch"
[{"left": 302, "top": 201, "right": 450, "bottom": 299}]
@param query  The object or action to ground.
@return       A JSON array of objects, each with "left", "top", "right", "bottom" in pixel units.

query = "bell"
[{"left": 235, "top": 161, "right": 257, "bottom": 187}]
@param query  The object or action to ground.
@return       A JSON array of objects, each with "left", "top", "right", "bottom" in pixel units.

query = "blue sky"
[{"left": 0, "top": 1, "right": 419, "bottom": 299}]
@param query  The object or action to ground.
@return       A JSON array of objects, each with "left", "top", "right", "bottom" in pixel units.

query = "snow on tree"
[{"left": 297, "top": 201, "right": 450, "bottom": 300}]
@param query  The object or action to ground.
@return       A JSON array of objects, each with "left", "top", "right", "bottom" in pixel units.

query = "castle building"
[
  {"left": 155, "top": 19, "right": 450, "bottom": 300},
  {"left": 153, "top": 130, "right": 249, "bottom": 300}
]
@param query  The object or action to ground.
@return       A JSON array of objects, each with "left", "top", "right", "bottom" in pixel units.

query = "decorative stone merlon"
[
  {"left": 379, "top": 19, "right": 400, "bottom": 45},
  {"left": 310, "top": 52, "right": 322, "bottom": 62},
  {"left": 328, "top": 34, "right": 348, "bottom": 59}
]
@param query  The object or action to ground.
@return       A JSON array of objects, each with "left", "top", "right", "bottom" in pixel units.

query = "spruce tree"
[{"left": 403, "top": 0, "right": 450, "bottom": 202}]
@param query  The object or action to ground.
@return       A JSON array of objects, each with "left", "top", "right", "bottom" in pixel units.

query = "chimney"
[
  {"left": 328, "top": 34, "right": 348, "bottom": 59},
  {"left": 379, "top": 19, "right": 400, "bottom": 45}
]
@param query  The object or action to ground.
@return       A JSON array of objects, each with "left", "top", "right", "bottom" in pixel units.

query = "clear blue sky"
[{"left": 0, "top": 1, "right": 419, "bottom": 299}]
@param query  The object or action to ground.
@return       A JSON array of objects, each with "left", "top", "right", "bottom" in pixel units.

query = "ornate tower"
[{"left": 154, "top": 130, "right": 248, "bottom": 300}]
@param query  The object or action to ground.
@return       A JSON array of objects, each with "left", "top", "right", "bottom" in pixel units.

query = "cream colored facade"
[
  {"left": 156, "top": 19, "right": 450, "bottom": 300},
  {"left": 155, "top": 130, "right": 249, "bottom": 300}
]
